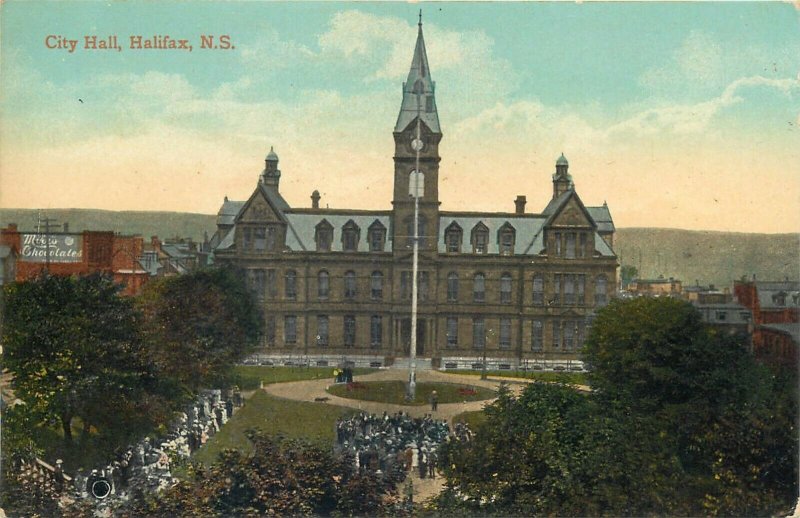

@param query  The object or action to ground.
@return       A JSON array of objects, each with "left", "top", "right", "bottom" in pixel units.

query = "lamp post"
[{"left": 407, "top": 82, "right": 424, "bottom": 402}]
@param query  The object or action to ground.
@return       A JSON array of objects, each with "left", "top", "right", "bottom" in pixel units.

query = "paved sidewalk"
[{"left": 262, "top": 368, "right": 508, "bottom": 423}]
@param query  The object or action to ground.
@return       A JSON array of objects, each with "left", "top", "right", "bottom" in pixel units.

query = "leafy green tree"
[
  {"left": 138, "top": 267, "right": 262, "bottom": 393},
  {"left": 2, "top": 273, "right": 161, "bottom": 444},
  {"left": 619, "top": 264, "right": 638, "bottom": 288},
  {"left": 119, "top": 431, "right": 400, "bottom": 517},
  {"left": 434, "top": 298, "right": 797, "bottom": 516}
]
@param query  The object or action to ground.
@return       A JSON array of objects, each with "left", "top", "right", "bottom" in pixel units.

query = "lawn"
[
  {"left": 441, "top": 369, "right": 588, "bottom": 386},
  {"left": 232, "top": 365, "right": 376, "bottom": 390},
  {"left": 453, "top": 410, "right": 488, "bottom": 430},
  {"left": 327, "top": 381, "right": 496, "bottom": 406},
  {"left": 191, "top": 391, "right": 358, "bottom": 466}
]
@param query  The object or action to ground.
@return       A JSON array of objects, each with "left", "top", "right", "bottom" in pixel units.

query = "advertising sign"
[{"left": 21, "top": 234, "right": 83, "bottom": 263}]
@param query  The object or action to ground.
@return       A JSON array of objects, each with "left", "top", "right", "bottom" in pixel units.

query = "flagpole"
[{"left": 408, "top": 87, "right": 422, "bottom": 402}]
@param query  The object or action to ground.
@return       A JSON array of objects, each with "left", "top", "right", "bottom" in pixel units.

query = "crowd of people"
[{"left": 335, "top": 411, "right": 469, "bottom": 485}]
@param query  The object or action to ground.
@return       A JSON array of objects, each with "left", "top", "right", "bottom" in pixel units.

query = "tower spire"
[{"left": 394, "top": 16, "right": 440, "bottom": 134}]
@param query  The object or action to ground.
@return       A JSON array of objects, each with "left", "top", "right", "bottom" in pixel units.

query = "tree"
[
  {"left": 434, "top": 298, "right": 797, "bottom": 516},
  {"left": 118, "top": 431, "right": 401, "bottom": 517},
  {"left": 138, "top": 266, "right": 262, "bottom": 393},
  {"left": 2, "top": 273, "right": 161, "bottom": 444},
  {"left": 619, "top": 264, "right": 638, "bottom": 288}
]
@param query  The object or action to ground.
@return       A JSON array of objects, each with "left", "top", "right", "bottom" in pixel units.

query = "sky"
[{"left": 1, "top": 1, "right": 798, "bottom": 233}]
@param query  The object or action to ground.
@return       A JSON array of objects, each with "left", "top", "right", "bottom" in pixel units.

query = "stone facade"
[{"left": 212, "top": 22, "right": 617, "bottom": 369}]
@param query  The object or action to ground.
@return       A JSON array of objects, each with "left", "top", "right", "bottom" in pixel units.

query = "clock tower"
[{"left": 392, "top": 16, "right": 441, "bottom": 253}]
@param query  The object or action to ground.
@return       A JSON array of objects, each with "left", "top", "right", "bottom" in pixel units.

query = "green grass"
[
  {"left": 192, "top": 391, "right": 358, "bottom": 465},
  {"left": 327, "top": 381, "right": 496, "bottom": 406},
  {"left": 453, "top": 410, "right": 488, "bottom": 430},
  {"left": 231, "top": 365, "right": 376, "bottom": 390},
  {"left": 442, "top": 369, "right": 588, "bottom": 386}
]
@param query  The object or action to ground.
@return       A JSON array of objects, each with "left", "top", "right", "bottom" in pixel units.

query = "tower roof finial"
[{"left": 419, "top": 9, "right": 422, "bottom": 28}]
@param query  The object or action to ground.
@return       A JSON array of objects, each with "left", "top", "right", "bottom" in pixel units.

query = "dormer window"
[
  {"left": 498, "top": 223, "right": 515, "bottom": 255},
  {"left": 471, "top": 223, "right": 489, "bottom": 254},
  {"left": 444, "top": 222, "right": 462, "bottom": 253},
  {"left": 368, "top": 220, "right": 386, "bottom": 252},
  {"left": 341, "top": 220, "right": 360, "bottom": 252},
  {"left": 315, "top": 220, "right": 333, "bottom": 252}
]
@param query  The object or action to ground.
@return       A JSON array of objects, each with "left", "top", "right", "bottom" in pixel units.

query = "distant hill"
[
  {"left": 2, "top": 209, "right": 797, "bottom": 288},
  {"left": 615, "top": 228, "right": 799, "bottom": 289},
  {"left": 0, "top": 208, "right": 217, "bottom": 243}
]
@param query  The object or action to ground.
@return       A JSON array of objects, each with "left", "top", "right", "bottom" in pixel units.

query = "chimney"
[
  {"left": 514, "top": 195, "right": 526, "bottom": 214},
  {"left": 63, "top": 223, "right": 69, "bottom": 233},
  {"left": 311, "top": 190, "right": 320, "bottom": 209}
]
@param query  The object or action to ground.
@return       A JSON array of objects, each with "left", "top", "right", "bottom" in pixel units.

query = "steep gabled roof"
[{"left": 395, "top": 21, "right": 440, "bottom": 134}]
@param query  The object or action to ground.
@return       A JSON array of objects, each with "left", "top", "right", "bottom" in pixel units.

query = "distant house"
[
  {"left": 693, "top": 301, "right": 752, "bottom": 341},
  {"left": 627, "top": 275, "right": 682, "bottom": 297},
  {"left": 144, "top": 236, "right": 210, "bottom": 277}
]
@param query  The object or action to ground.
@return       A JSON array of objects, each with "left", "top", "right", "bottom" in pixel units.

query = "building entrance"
[{"left": 401, "top": 318, "right": 426, "bottom": 356}]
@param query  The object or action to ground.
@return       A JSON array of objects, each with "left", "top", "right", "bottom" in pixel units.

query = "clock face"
[{"left": 411, "top": 138, "right": 424, "bottom": 152}]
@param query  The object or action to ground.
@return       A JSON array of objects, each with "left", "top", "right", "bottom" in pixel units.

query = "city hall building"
[{"left": 211, "top": 22, "right": 617, "bottom": 370}]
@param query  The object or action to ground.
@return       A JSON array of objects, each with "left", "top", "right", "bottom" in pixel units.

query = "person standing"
[{"left": 429, "top": 390, "right": 438, "bottom": 411}]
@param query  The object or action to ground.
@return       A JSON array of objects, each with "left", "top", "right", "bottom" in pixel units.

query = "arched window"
[
  {"left": 500, "top": 273, "right": 512, "bottom": 304},
  {"left": 447, "top": 272, "right": 459, "bottom": 302},
  {"left": 316, "top": 315, "right": 329, "bottom": 346},
  {"left": 341, "top": 220, "right": 360, "bottom": 252},
  {"left": 344, "top": 271, "right": 357, "bottom": 299},
  {"left": 318, "top": 270, "right": 329, "bottom": 299},
  {"left": 532, "top": 274, "right": 544, "bottom": 306},
  {"left": 371, "top": 271, "right": 383, "bottom": 300},
  {"left": 473, "top": 273, "right": 486, "bottom": 303},
  {"left": 471, "top": 223, "right": 489, "bottom": 254},
  {"left": 285, "top": 270, "right": 297, "bottom": 300},
  {"left": 595, "top": 275, "right": 608, "bottom": 306}
]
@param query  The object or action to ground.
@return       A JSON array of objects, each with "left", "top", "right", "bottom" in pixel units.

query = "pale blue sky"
[{"left": 1, "top": 1, "right": 798, "bottom": 232}]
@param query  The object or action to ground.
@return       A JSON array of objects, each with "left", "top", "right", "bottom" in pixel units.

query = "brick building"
[
  {"left": 211, "top": 22, "right": 617, "bottom": 370},
  {"left": 734, "top": 278, "right": 799, "bottom": 367},
  {"left": 0, "top": 224, "right": 149, "bottom": 296}
]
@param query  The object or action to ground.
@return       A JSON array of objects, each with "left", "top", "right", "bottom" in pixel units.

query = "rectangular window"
[
  {"left": 243, "top": 227, "right": 252, "bottom": 250},
  {"left": 285, "top": 271, "right": 297, "bottom": 300},
  {"left": 419, "top": 272, "right": 429, "bottom": 302},
  {"left": 553, "top": 274, "right": 561, "bottom": 305},
  {"left": 565, "top": 233, "right": 576, "bottom": 259},
  {"left": 500, "top": 318, "right": 512, "bottom": 349},
  {"left": 474, "top": 275, "right": 486, "bottom": 303},
  {"left": 446, "top": 317, "right": 458, "bottom": 347},
  {"left": 370, "top": 230, "right": 383, "bottom": 252},
  {"left": 579, "top": 233, "right": 587, "bottom": 258},
  {"left": 552, "top": 320, "right": 561, "bottom": 348},
  {"left": 371, "top": 273, "right": 383, "bottom": 300},
  {"left": 266, "top": 269, "right": 277, "bottom": 299},
  {"left": 249, "top": 269, "right": 266, "bottom": 300},
  {"left": 532, "top": 275, "right": 544, "bottom": 306},
  {"left": 401, "top": 271, "right": 410, "bottom": 299},
  {"left": 716, "top": 311, "right": 727, "bottom": 321},
  {"left": 475, "top": 233, "right": 488, "bottom": 254},
  {"left": 318, "top": 272, "right": 329, "bottom": 299},
  {"left": 254, "top": 227, "right": 267, "bottom": 250},
  {"left": 500, "top": 232, "right": 514, "bottom": 254},
  {"left": 500, "top": 275, "right": 512, "bottom": 304},
  {"left": 564, "top": 320, "right": 575, "bottom": 351},
  {"left": 577, "top": 321, "right": 585, "bottom": 349},
  {"left": 447, "top": 275, "right": 459, "bottom": 302},
  {"left": 554, "top": 232, "right": 562, "bottom": 256},
  {"left": 564, "top": 274, "right": 575, "bottom": 305},
  {"left": 344, "top": 315, "right": 356, "bottom": 347},
  {"left": 265, "top": 316, "right": 276, "bottom": 346},
  {"left": 316, "top": 315, "right": 329, "bottom": 347},
  {"left": 473, "top": 317, "right": 485, "bottom": 349},
  {"left": 577, "top": 275, "right": 585, "bottom": 305},
  {"left": 284, "top": 315, "right": 297, "bottom": 344},
  {"left": 447, "top": 232, "right": 460, "bottom": 253},
  {"left": 343, "top": 230, "right": 358, "bottom": 251},
  {"left": 344, "top": 272, "right": 357, "bottom": 299},
  {"left": 532, "top": 320, "right": 543, "bottom": 351},
  {"left": 266, "top": 226, "right": 277, "bottom": 251},
  {"left": 317, "top": 230, "right": 331, "bottom": 251},
  {"left": 370, "top": 316, "right": 382, "bottom": 348}
]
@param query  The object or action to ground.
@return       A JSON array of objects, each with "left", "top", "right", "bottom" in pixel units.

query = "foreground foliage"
[
  {"left": 434, "top": 297, "right": 797, "bottom": 516},
  {"left": 121, "top": 431, "right": 403, "bottom": 517}
]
